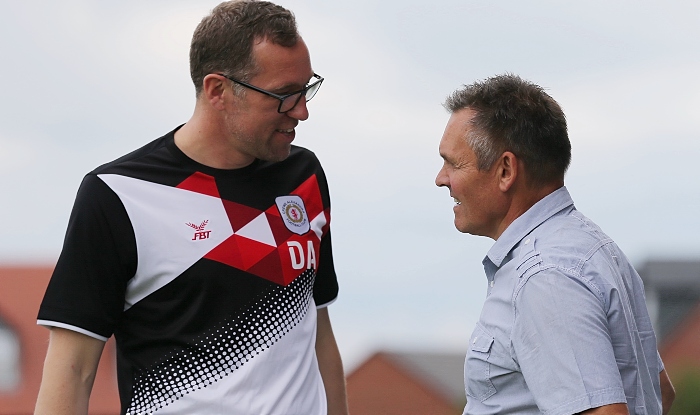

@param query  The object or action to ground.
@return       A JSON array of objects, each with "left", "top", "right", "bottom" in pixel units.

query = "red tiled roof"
[{"left": 346, "top": 351, "right": 462, "bottom": 415}]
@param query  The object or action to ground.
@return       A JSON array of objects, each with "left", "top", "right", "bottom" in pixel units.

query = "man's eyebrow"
[
  {"left": 272, "top": 74, "right": 315, "bottom": 93},
  {"left": 271, "top": 83, "right": 302, "bottom": 94}
]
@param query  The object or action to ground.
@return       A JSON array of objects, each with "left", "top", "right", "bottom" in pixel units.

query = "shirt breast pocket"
[{"left": 465, "top": 323, "right": 497, "bottom": 402}]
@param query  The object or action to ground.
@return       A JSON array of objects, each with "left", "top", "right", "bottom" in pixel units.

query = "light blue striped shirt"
[{"left": 464, "top": 187, "right": 663, "bottom": 415}]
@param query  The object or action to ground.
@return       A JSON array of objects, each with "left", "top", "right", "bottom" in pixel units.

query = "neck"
[
  {"left": 492, "top": 181, "right": 563, "bottom": 240},
  {"left": 174, "top": 106, "right": 254, "bottom": 170}
]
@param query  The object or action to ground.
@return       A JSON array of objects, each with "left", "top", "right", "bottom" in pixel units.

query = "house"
[
  {"left": 639, "top": 260, "right": 700, "bottom": 341},
  {"left": 346, "top": 351, "right": 465, "bottom": 415},
  {"left": 0, "top": 266, "right": 120, "bottom": 415},
  {"left": 659, "top": 303, "right": 700, "bottom": 372},
  {"left": 638, "top": 260, "right": 700, "bottom": 374},
  {"left": 638, "top": 259, "right": 700, "bottom": 412}
]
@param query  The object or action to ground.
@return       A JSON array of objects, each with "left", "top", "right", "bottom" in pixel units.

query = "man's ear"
[
  {"left": 497, "top": 151, "right": 518, "bottom": 192},
  {"left": 201, "top": 74, "right": 228, "bottom": 110}
]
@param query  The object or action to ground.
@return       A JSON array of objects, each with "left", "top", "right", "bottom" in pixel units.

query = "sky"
[{"left": 1, "top": 0, "right": 699, "bottom": 369}]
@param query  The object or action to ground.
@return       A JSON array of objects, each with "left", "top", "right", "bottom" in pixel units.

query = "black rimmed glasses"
[{"left": 218, "top": 73, "right": 324, "bottom": 113}]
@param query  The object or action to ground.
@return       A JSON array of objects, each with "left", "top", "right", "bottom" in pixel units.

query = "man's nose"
[
  {"left": 286, "top": 97, "right": 309, "bottom": 121},
  {"left": 435, "top": 167, "right": 448, "bottom": 187}
]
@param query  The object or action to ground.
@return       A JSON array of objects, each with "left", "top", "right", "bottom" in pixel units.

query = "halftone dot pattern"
[{"left": 125, "top": 270, "right": 315, "bottom": 415}]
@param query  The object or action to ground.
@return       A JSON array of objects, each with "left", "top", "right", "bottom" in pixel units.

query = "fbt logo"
[
  {"left": 287, "top": 240, "right": 317, "bottom": 270},
  {"left": 186, "top": 220, "right": 211, "bottom": 241}
]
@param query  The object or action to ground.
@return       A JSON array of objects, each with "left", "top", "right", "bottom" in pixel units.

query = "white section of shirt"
[
  {"left": 143, "top": 301, "right": 326, "bottom": 415},
  {"left": 98, "top": 174, "right": 234, "bottom": 310},
  {"left": 236, "top": 212, "right": 277, "bottom": 247},
  {"left": 310, "top": 211, "right": 326, "bottom": 241}
]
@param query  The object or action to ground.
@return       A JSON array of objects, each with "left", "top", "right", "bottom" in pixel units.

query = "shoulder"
[
  {"left": 514, "top": 209, "right": 618, "bottom": 301},
  {"left": 288, "top": 145, "right": 321, "bottom": 165},
  {"left": 90, "top": 129, "right": 175, "bottom": 175},
  {"left": 259, "top": 145, "right": 327, "bottom": 180},
  {"left": 531, "top": 209, "right": 612, "bottom": 268}
]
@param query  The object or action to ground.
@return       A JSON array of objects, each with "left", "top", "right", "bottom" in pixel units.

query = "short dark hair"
[
  {"left": 444, "top": 74, "right": 571, "bottom": 186},
  {"left": 189, "top": 0, "right": 299, "bottom": 96}
]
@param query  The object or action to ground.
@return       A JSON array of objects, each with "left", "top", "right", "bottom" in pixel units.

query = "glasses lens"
[
  {"left": 279, "top": 92, "right": 303, "bottom": 113},
  {"left": 305, "top": 79, "right": 322, "bottom": 102},
  {"left": 278, "top": 76, "right": 323, "bottom": 113}
]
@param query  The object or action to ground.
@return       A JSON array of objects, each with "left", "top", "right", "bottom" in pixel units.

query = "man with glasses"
[{"left": 35, "top": 1, "right": 348, "bottom": 414}]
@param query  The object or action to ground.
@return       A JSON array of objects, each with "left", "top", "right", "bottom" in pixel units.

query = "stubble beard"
[{"left": 232, "top": 130, "right": 291, "bottom": 163}]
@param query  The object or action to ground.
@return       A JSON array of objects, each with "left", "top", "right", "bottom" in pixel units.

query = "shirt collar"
[{"left": 484, "top": 186, "right": 574, "bottom": 268}]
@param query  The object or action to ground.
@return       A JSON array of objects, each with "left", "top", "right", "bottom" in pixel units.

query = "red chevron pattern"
[{"left": 177, "top": 173, "right": 326, "bottom": 286}]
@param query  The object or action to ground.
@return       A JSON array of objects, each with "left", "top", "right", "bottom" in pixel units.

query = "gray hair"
[{"left": 444, "top": 74, "right": 571, "bottom": 185}]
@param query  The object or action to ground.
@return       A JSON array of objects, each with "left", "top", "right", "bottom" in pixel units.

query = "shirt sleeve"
[
  {"left": 310, "top": 159, "right": 339, "bottom": 308},
  {"left": 512, "top": 267, "right": 627, "bottom": 415},
  {"left": 314, "top": 228, "right": 339, "bottom": 308},
  {"left": 37, "top": 174, "right": 137, "bottom": 340}
]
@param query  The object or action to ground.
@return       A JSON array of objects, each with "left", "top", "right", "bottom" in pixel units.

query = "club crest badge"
[{"left": 275, "top": 195, "right": 310, "bottom": 235}]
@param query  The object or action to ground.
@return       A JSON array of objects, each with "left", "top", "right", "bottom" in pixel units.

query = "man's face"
[
  {"left": 225, "top": 37, "right": 314, "bottom": 162},
  {"left": 435, "top": 108, "right": 505, "bottom": 238}
]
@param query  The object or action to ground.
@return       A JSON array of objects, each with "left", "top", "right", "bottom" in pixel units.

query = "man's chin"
[
  {"left": 259, "top": 146, "right": 292, "bottom": 163},
  {"left": 454, "top": 220, "right": 476, "bottom": 236},
  {"left": 454, "top": 220, "right": 468, "bottom": 234}
]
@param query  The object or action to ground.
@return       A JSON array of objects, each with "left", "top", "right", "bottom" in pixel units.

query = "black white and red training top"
[{"left": 38, "top": 126, "right": 339, "bottom": 415}]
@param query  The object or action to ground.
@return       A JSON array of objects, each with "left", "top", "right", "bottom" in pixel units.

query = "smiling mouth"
[
  {"left": 453, "top": 197, "right": 461, "bottom": 206},
  {"left": 278, "top": 128, "right": 294, "bottom": 134}
]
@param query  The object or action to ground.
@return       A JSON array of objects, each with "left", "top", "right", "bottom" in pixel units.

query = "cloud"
[
  {"left": 562, "top": 61, "right": 700, "bottom": 152},
  {"left": 0, "top": 133, "right": 36, "bottom": 174}
]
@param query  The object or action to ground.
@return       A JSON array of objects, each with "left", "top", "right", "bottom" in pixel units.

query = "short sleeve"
[
  {"left": 37, "top": 174, "right": 137, "bottom": 339},
  {"left": 310, "top": 160, "right": 338, "bottom": 308},
  {"left": 313, "top": 228, "right": 338, "bottom": 307},
  {"left": 512, "top": 268, "right": 627, "bottom": 415}
]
